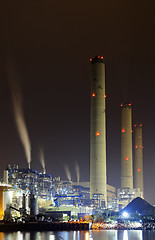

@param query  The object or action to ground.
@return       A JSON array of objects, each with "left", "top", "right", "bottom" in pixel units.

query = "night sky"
[{"left": 0, "top": 1, "right": 155, "bottom": 204}]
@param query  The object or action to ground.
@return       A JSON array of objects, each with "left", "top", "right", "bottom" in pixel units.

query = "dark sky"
[{"left": 0, "top": 1, "right": 155, "bottom": 204}]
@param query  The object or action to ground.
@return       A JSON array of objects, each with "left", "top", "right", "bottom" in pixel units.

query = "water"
[{"left": 0, "top": 230, "right": 155, "bottom": 240}]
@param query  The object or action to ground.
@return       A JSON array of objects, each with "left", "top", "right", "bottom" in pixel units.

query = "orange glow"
[
  {"left": 122, "top": 129, "right": 125, "bottom": 132},
  {"left": 137, "top": 168, "right": 141, "bottom": 172},
  {"left": 135, "top": 145, "right": 138, "bottom": 149},
  {"left": 140, "top": 124, "right": 142, "bottom": 126},
  {"left": 90, "top": 58, "right": 92, "bottom": 62},
  {"left": 92, "top": 93, "right": 95, "bottom": 97},
  {"left": 98, "top": 56, "right": 100, "bottom": 58},
  {"left": 128, "top": 103, "right": 131, "bottom": 106},
  {"left": 104, "top": 94, "right": 106, "bottom": 98},
  {"left": 125, "top": 157, "right": 129, "bottom": 160},
  {"left": 96, "top": 131, "right": 100, "bottom": 136},
  {"left": 131, "top": 130, "right": 133, "bottom": 133},
  {"left": 101, "top": 56, "right": 104, "bottom": 59}
]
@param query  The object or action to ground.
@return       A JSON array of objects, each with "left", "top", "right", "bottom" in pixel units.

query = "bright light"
[
  {"left": 122, "top": 211, "right": 129, "bottom": 218},
  {"left": 96, "top": 131, "right": 100, "bottom": 136}
]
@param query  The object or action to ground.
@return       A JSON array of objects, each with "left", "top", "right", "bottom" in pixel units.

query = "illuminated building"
[
  {"left": 134, "top": 124, "right": 144, "bottom": 198},
  {"left": 90, "top": 56, "right": 107, "bottom": 206},
  {"left": 6, "top": 165, "right": 52, "bottom": 199}
]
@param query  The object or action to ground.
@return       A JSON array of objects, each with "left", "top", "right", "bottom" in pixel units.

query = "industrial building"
[{"left": 6, "top": 165, "right": 52, "bottom": 199}]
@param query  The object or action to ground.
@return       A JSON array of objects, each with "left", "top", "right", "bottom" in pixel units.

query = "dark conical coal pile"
[{"left": 120, "top": 197, "right": 155, "bottom": 215}]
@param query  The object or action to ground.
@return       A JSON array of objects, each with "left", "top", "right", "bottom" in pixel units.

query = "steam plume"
[
  {"left": 64, "top": 164, "right": 71, "bottom": 182},
  {"left": 8, "top": 59, "right": 31, "bottom": 168},
  {"left": 75, "top": 161, "right": 80, "bottom": 183},
  {"left": 39, "top": 147, "right": 46, "bottom": 174}
]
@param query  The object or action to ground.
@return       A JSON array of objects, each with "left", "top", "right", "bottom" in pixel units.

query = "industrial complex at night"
[{"left": 0, "top": 56, "right": 144, "bottom": 222}]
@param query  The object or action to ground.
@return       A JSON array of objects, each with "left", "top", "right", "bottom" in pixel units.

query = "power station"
[
  {"left": 0, "top": 56, "right": 146, "bottom": 221},
  {"left": 90, "top": 56, "right": 107, "bottom": 206},
  {"left": 134, "top": 124, "right": 144, "bottom": 198}
]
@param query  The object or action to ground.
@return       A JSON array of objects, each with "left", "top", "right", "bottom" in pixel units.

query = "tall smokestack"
[
  {"left": 121, "top": 103, "right": 133, "bottom": 189},
  {"left": 90, "top": 56, "right": 107, "bottom": 206},
  {"left": 134, "top": 124, "right": 144, "bottom": 197}
]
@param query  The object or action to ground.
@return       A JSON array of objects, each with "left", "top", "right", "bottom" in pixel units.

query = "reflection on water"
[
  {"left": 123, "top": 230, "right": 128, "bottom": 240},
  {"left": 1, "top": 230, "right": 155, "bottom": 240}
]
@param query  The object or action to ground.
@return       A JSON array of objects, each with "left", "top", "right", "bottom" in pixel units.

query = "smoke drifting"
[
  {"left": 64, "top": 164, "right": 71, "bottom": 182},
  {"left": 8, "top": 59, "right": 31, "bottom": 168},
  {"left": 39, "top": 147, "right": 46, "bottom": 174},
  {"left": 75, "top": 161, "right": 80, "bottom": 183},
  {"left": 12, "top": 85, "right": 31, "bottom": 168}
]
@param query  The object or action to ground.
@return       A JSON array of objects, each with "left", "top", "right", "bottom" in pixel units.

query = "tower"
[
  {"left": 121, "top": 103, "right": 133, "bottom": 189},
  {"left": 134, "top": 124, "right": 144, "bottom": 197},
  {"left": 90, "top": 56, "right": 107, "bottom": 206}
]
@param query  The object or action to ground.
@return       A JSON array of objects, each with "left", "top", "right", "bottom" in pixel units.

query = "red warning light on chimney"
[
  {"left": 92, "top": 93, "right": 95, "bottom": 97},
  {"left": 96, "top": 131, "right": 100, "bottom": 136},
  {"left": 104, "top": 94, "right": 106, "bottom": 98},
  {"left": 125, "top": 157, "right": 129, "bottom": 160},
  {"left": 98, "top": 56, "right": 100, "bottom": 58},
  {"left": 137, "top": 168, "right": 141, "bottom": 172},
  {"left": 122, "top": 129, "right": 125, "bottom": 133},
  {"left": 101, "top": 56, "right": 104, "bottom": 59},
  {"left": 90, "top": 58, "right": 92, "bottom": 62},
  {"left": 135, "top": 145, "right": 138, "bottom": 149}
]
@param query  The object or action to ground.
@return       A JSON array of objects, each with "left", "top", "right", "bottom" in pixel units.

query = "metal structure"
[
  {"left": 134, "top": 124, "right": 144, "bottom": 197},
  {"left": 121, "top": 103, "right": 133, "bottom": 189},
  {"left": 90, "top": 56, "right": 107, "bottom": 206},
  {"left": 7, "top": 165, "right": 52, "bottom": 199}
]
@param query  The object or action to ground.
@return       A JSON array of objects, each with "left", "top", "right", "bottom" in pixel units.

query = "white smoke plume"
[
  {"left": 12, "top": 86, "right": 31, "bottom": 168},
  {"left": 8, "top": 59, "right": 31, "bottom": 168},
  {"left": 39, "top": 147, "right": 46, "bottom": 174},
  {"left": 75, "top": 161, "right": 80, "bottom": 183},
  {"left": 64, "top": 164, "right": 71, "bottom": 182}
]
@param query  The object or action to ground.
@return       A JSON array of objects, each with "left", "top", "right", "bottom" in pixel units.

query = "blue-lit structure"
[{"left": 7, "top": 165, "right": 52, "bottom": 199}]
